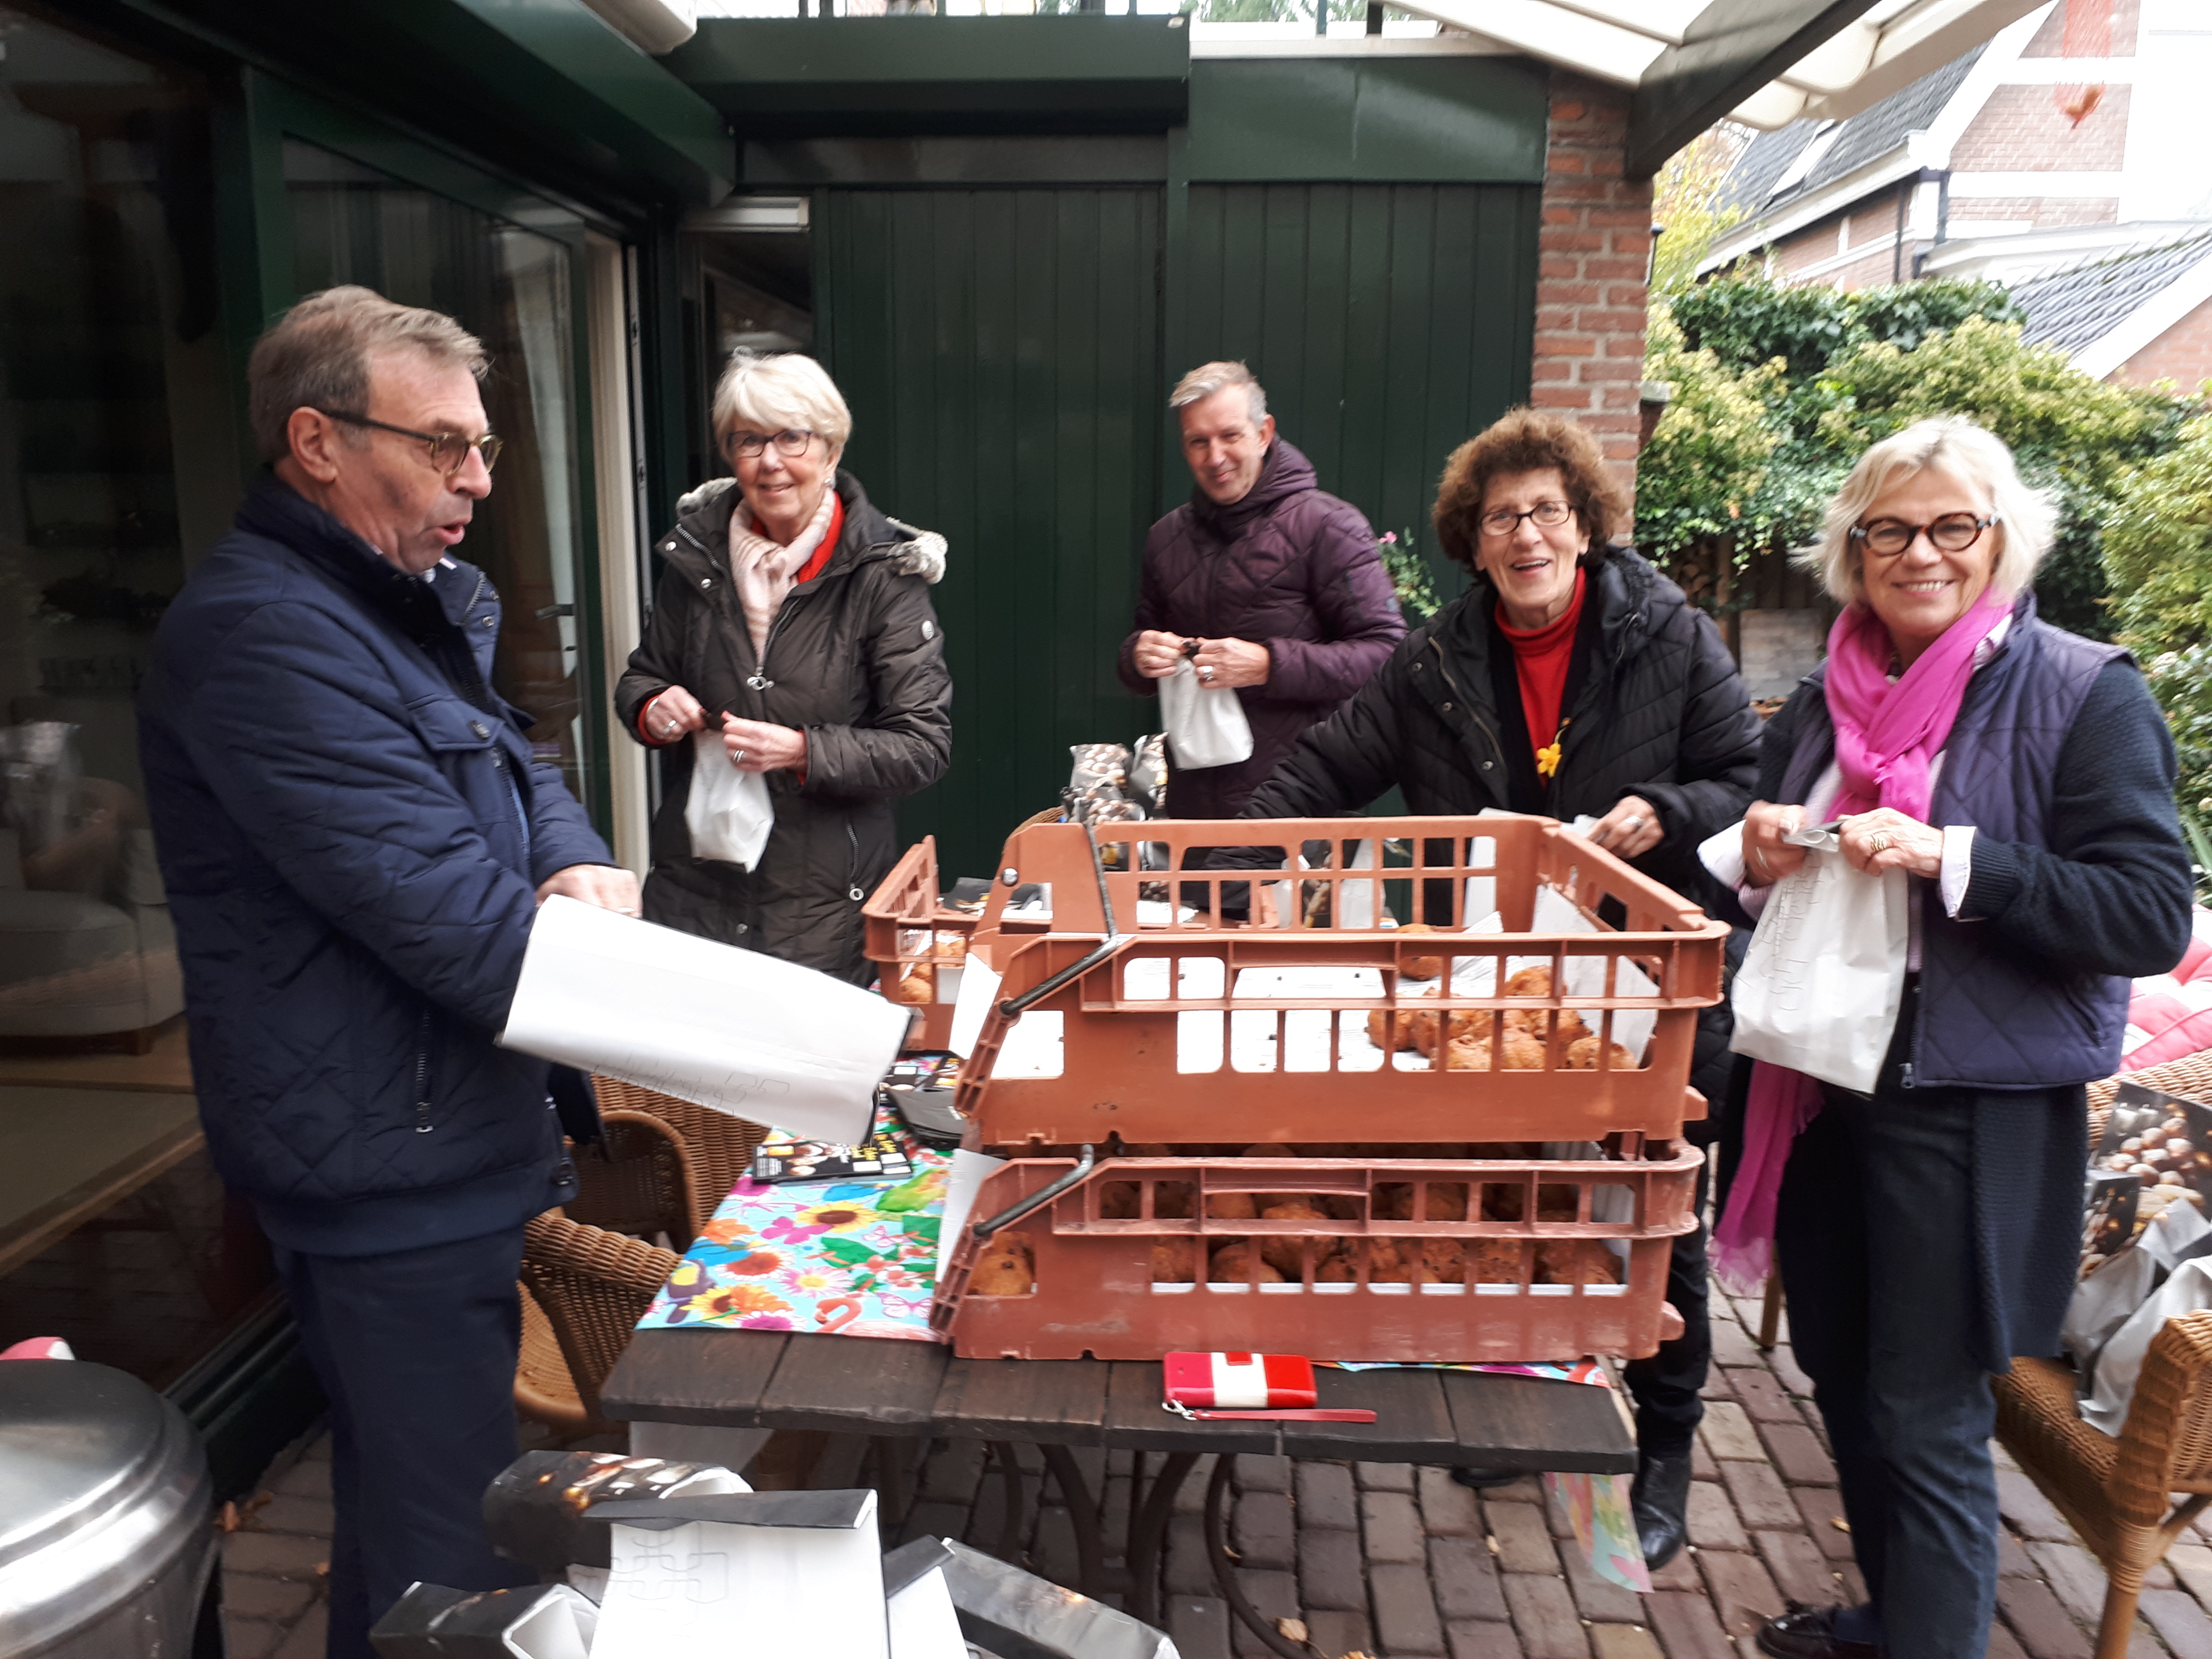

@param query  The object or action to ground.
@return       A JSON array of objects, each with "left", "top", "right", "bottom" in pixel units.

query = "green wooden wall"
[
  {"left": 817, "top": 187, "right": 1165, "bottom": 882},
  {"left": 817, "top": 177, "right": 1539, "bottom": 882},
  {"left": 1182, "top": 180, "right": 1539, "bottom": 568}
]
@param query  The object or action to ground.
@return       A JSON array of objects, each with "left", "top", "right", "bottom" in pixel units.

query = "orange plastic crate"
[
  {"left": 933, "top": 1147, "right": 1700, "bottom": 1362},
  {"left": 873, "top": 813, "right": 1724, "bottom": 1362},
  {"left": 952, "top": 815, "right": 1726, "bottom": 1149}
]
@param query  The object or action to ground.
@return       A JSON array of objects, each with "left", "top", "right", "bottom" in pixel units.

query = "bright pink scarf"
[{"left": 1710, "top": 588, "right": 2011, "bottom": 1293}]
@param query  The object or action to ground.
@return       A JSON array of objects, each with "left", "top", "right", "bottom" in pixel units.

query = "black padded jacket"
[
  {"left": 615, "top": 471, "right": 952, "bottom": 983},
  {"left": 1241, "top": 547, "right": 1764, "bottom": 906}
]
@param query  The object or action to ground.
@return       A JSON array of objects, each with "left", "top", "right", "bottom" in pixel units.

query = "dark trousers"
[
  {"left": 276, "top": 1226, "right": 537, "bottom": 1659},
  {"left": 1623, "top": 1150, "right": 1711, "bottom": 1457},
  {"left": 1776, "top": 1089, "right": 1997, "bottom": 1659}
]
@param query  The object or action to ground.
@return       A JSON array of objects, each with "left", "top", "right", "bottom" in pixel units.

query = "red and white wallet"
[{"left": 1161, "top": 1352, "right": 1376, "bottom": 1422}]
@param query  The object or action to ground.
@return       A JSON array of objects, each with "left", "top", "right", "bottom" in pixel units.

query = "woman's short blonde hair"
[
  {"left": 711, "top": 350, "right": 853, "bottom": 456},
  {"left": 1801, "top": 415, "right": 2056, "bottom": 604}
]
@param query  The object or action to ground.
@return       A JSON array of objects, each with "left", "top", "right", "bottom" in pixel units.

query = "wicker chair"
[
  {"left": 591, "top": 1076, "right": 769, "bottom": 1229},
  {"left": 515, "top": 1211, "right": 681, "bottom": 1434},
  {"left": 1993, "top": 1046, "right": 2212, "bottom": 1659},
  {"left": 566, "top": 1107, "right": 703, "bottom": 1247}
]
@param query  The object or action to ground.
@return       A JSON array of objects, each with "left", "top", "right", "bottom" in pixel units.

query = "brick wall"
[
  {"left": 1951, "top": 83, "right": 2132, "bottom": 171},
  {"left": 1950, "top": 196, "right": 2120, "bottom": 227},
  {"left": 1534, "top": 71, "right": 1653, "bottom": 508},
  {"left": 2116, "top": 294, "right": 2212, "bottom": 388}
]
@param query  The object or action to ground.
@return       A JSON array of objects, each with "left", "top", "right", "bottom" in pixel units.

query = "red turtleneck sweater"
[{"left": 1496, "top": 570, "right": 1586, "bottom": 770}]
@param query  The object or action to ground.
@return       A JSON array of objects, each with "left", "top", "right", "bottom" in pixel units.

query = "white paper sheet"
[
  {"left": 498, "top": 896, "right": 905, "bottom": 1148},
  {"left": 947, "top": 956, "right": 1003, "bottom": 1059},
  {"left": 886, "top": 1564, "right": 969, "bottom": 1659},
  {"left": 593, "top": 1496, "right": 886, "bottom": 1659}
]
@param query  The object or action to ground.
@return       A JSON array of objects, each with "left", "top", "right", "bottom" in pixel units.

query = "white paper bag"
[
  {"left": 591, "top": 1491, "right": 887, "bottom": 1659},
  {"left": 1158, "top": 659, "right": 1253, "bottom": 771},
  {"left": 683, "top": 730, "right": 773, "bottom": 869},
  {"left": 1729, "top": 848, "right": 1908, "bottom": 1094},
  {"left": 2085, "top": 1258, "right": 2212, "bottom": 1433},
  {"left": 500, "top": 897, "right": 906, "bottom": 1147}
]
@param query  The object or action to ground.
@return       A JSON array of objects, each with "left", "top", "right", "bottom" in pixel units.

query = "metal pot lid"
[{"left": 0, "top": 1362, "right": 176, "bottom": 1570}]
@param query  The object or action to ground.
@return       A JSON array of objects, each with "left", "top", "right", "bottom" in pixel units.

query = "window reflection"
[
  {"left": 0, "top": 4, "right": 273, "bottom": 1386},
  {"left": 286, "top": 140, "right": 596, "bottom": 808}
]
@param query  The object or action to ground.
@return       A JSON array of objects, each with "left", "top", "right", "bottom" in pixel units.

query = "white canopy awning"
[{"left": 1382, "top": 0, "right": 2044, "bottom": 131}]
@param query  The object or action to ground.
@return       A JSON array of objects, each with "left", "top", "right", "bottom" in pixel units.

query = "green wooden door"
[
  {"left": 817, "top": 187, "right": 1164, "bottom": 883},
  {"left": 1183, "top": 181, "right": 1540, "bottom": 582}
]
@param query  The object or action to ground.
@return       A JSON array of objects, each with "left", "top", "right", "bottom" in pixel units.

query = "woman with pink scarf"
[{"left": 1713, "top": 418, "right": 2191, "bottom": 1659}]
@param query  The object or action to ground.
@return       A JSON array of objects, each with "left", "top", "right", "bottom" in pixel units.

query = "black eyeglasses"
[
  {"left": 725, "top": 429, "right": 818, "bottom": 460},
  {"left": 1849, "top": 513, "right": 1998, "bottom": 557},
  {"left": 319, "top": 410, "right": 502, "bottom": 476},
  {"left": 1479, "top": 500, "right": 1575, "bottom": 538}
]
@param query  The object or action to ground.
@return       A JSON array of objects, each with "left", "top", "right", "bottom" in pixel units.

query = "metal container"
[{"left": 0, "top": 1360, "right": 217, "bottom": 1658}]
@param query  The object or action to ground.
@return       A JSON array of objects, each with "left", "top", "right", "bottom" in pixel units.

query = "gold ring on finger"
[{"left": 1870, "top": 832, "right": 1890, "bottom": 854}]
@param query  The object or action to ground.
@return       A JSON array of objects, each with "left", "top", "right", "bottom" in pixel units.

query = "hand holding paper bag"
[{"left": 499, "top": 897, "right": 909, "bottom": 1148}]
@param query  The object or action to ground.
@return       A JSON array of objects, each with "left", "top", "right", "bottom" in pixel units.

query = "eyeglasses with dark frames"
[
  {"left": 1849, "top": 513, "right": 1999, "bottom": 558},
  {"left": 724, "top": 429, "right": 819, "bottom": 460},
  {"left": 1478, "top": 500, "right": 1575, "bottom": 538},
  {"left": 318, "top": 410, "right": 502, "bottom": 476}
]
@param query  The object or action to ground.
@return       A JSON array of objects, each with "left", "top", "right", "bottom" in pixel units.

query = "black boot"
[
  {"left": 1630, "top": 1448, "right": 1693, "bottom": 1571},
  {"left": 1448, "top": 1466, "right": 1523, "bottom": 1491}
]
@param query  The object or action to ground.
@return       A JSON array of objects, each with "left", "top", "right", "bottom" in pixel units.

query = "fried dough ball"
[
  {"left": 1365, "top": 1238, "right": 1414, "bottom": 1284},
  {"left": 1410, "top": 1008, "right": 1444, "bottom": 1058},
  {"left": 1209, "top": 1241, "right": 1284, "bottom": 1283},
  {"left": 1503, "top": 966, "right": 1553, "bottom": 999},
  {"left": 1499, "top": 1031, "right": 1548, "bottom": 1070},
  {"left": 1098, "top": 1182, "right": 1142, "bottom": 1220},
  {"left": 1415, "top": 1239, "right": 1467, "bottom": 1284},
  {"left": 933, "top": 930, "right": 969, "bottom": 962},
  {"left": 1446, "top": 1035, "right": 1492, "bottom": 1071},
  {"left": 1259, "top": 1200, "right": 1329, "bottom": 1276},
  {"left": 1150, "top": 1237, "right": 1199, "bottom": 1284},
  {"left": 969, "top": 1246, "right": 1035, "bottom": 1296},
  {"left": 1206, "top": 1190, "right": 1259, "bottom": 1221},
  {"left": 1366, "top": 1009, "right": 1421, "bottom": 1052},
  {"left": 1151, "top": 1183, "right": 1195, "bottom": 1220},
  {"left": 1508, "top": 1007, "right": 1590, "bottom": 1045},
  {"left": 894, "top": 966, "right": 934, "bottom": 1004},
  {"left": 1471, "top": 1238, "right": 1524, "bottom": 1283},
  {"left": 1397, "top": 924, "right": 1445, "bottom": 981},
  {"left": 1410, "top": 1183, "right": 1470, "bottom": 1222},
  {"left": 1563, "top": 1035, "right": 1637, "bottom": 1071},
  {"left": 1535, "top": 1240, "right": 1623, "bottom": 1286}
]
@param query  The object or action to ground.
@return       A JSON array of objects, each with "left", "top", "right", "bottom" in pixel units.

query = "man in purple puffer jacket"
[{"left": 1118, "top": 361, "right": 1405, "bottom": 817}]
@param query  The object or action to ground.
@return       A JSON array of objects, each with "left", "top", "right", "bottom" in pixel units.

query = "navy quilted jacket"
[
  {"left": 140, "top": 474, "right": 613, "bottom": 1256},
  {"left": 1116, "top": 441, "right": 1405, "bottom": 817}
]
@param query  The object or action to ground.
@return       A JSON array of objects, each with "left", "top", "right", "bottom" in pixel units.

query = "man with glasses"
[{"left": 139, "top": 286, "right": 637, "bottom": 1659}]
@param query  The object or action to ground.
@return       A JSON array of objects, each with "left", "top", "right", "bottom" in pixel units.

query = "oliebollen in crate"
[{"left": 908, "top": 814, "right": 1726, "bottom": 1364}]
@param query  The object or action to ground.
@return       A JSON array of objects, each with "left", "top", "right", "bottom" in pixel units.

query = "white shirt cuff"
[{"left": 1940, "top": 825, "right": 1975, "bottom": 918}]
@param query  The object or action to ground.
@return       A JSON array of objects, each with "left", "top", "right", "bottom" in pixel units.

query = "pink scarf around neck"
[{"left": 1709, "top": 587, "right": 2011, "bottom": 1293}]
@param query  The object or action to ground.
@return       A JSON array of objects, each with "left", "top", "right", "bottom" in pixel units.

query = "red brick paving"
[{"left": 221, "top": 1283, "right": 2212, "bottom": 1658}]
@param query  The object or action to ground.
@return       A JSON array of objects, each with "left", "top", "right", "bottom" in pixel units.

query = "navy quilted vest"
[{"left": 1778, "top": 594, "right": 2126, "bottom": 1090}]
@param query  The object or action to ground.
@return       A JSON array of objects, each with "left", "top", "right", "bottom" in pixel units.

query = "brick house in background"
[{"left": 1704, "top": 0, "right": 2212, "bottom": 389}]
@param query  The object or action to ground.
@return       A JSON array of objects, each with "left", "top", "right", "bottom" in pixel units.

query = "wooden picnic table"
[{"left": 601, "top": 1326, "right": 1635, "bottom": 1651}]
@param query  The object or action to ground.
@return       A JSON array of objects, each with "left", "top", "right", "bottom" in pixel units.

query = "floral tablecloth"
[{"left": 635, "top": 1157, "right": 950, "bottom": 1340}]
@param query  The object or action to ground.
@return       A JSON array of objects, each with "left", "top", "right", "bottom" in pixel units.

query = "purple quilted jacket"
[{"left": 1117, "top": 441, "right": 1405, "bottom": 817}]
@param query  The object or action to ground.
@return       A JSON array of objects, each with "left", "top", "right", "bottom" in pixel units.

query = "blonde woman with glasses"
[
  {"left": 616, "top": 350, "right": 952, "bottom": 981},
  {"left": 1713, "top": 416, "right": 2192, "bottom": 1659}
]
